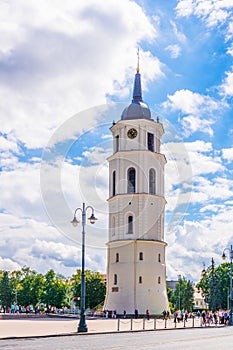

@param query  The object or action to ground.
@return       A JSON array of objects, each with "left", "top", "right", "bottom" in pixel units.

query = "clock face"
[{"left": 127, "top": 128, "right": 138, "bottom": 139}]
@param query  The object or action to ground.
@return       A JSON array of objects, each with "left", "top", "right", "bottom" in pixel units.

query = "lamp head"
[
  {"left": 222, "top": 252, "right": 226, "bottom": 260},
  {"left": 88, "top": 213, "right": 98, "bottom": 224},
  {"left": 71, "top": 216, "right": 79, "bottom": 227}
]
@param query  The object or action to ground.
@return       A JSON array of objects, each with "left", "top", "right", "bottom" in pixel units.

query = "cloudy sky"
[{"left": 1, "top": 0, "right": 233, "bottom": 282}]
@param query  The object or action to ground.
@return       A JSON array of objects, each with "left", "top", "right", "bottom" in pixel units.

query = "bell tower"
[{"left": 104, "top": 60, "right": 169, "bottom": 314}]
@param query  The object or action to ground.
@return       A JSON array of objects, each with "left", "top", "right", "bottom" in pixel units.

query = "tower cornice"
[
  {"left": 107, "top": 149, "right": 167, "bottom": 164},
  {"left": 106, "top": 239, "right": 168, "bottom": 247},
  {"left": 110, "top": 118, "right": 164, "bottom": 135},
  {"left": 107, "top": 192, "right": 167, "bottom": 204}
]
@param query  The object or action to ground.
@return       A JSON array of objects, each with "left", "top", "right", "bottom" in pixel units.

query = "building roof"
[{"left": 121, "top": 68, "right": 151, "bottom": 121}]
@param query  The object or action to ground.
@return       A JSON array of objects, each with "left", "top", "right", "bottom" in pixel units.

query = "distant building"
[
  {"left": 193, "top": 288, "right": 208, "bottom": 310},
  {"left": 167, "top": 280, "right": 178, "bottom": 291},
  {"left": 167, "top": 279, "right": 208, "bottom": 310}
]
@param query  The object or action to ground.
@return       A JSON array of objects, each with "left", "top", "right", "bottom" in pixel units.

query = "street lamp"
[
  {"left": 71, "top": 202, "right": 97, "bottom": 332},
  {"left": 222, "top": 245, "right": 233, "bottom": 326}
]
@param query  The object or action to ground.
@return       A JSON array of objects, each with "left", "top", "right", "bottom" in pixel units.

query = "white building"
[
  {"left": 103, "top": 64, "right": 169, "bottom": 315},
  {"left": 193, "top": 288, "right": 209, "bottom": 310}
]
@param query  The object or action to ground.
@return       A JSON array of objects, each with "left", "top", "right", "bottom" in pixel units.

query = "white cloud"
[
  {"left": 165, "top": 89, "right": 221, "bottom": 115},
  {"left": 176, "top": 0, "right": 233, "bottom": 28},
  {"left": 227, "top": 43, "right": 233, "bottom": 56},
  {"left": 219, "top": 68, "right": 233, "bottom": 97},
  {"left": 226, "top": 22, "right": 233, "bottom": 41},
  {"left": 222, "top": 147, "right": 233, "bottom": 162},
  {"left": 0, "top": 0, "right": 159, "bottom": 149},
  {"left": 0, "top": 212, "right": 106, "bottom": 274},
  {"left": 0, "top": 135, "right": 20, "bottom": 153},
  {"left": 181, "top": 115, "right": 214, "bottom": 137},
  {"left": 164, "top": 140, "right": 228, "bottom": 231},
  {"left": 0, "top": 257, "right": 21, "bottom": 272},
  {"left": 175, "top": 0, "right": 194, "bottom": 17},
  {"left": 163, "top": 89, "right": 227, "bottom": 136},
  {"left": 166, "top": 203, "right": 233, "bottom": 281},
  {"left": 184, "top": 140, "right": 213, "bottom": 152},
  {"left": 165, "top": 44, "right": 182, "bottom": 59},
  {"left": 170, "top": 20, "right": 187, "bottom": 43}
]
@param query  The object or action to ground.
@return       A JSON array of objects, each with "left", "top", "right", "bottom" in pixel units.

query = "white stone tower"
[{"left": 104, "top": 62, "right": 169, "bottom": 315}]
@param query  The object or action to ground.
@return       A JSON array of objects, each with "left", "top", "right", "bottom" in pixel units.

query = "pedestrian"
[
  {"left": 180, "top": 310, "right": 184, "bottom": 321},
  {"left": 173, "top": 310, "right": 178, "bottom": 323},
  {"left": 134, "top": 309, "right": 138, "bottom": 319},
  {"left": 213, "top": 311, "right": 218, "bottom": 325},
  {"left": 146, "top": 309, "right": 150, "bottom": 320},
  {"left": 162, "top": 309, "right": 166, "bottom": 320},
  {"left": 11, "top": 304, "right": 15, "bottom": 314},
  {"left": 201, "top": 310, "right": 206, "bottom": 326},
  {"left": 223, "top": 311, "right": 229, "bottom": 325}
]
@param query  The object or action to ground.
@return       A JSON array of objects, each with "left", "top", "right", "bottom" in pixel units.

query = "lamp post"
[
  {"left": 222, "top": 245, "right": 233, "bottom": 326},
  {"left": 71, "top": 202, "right": 97, "bottom": 332},
  {"left": 177, "top": 274, "right": 181, "bottom": 310}
]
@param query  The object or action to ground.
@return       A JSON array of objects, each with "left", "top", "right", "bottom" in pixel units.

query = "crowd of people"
[
  {"left": 1, "top": 304, "right": 232, "bottom": 326},
  {"left": 0, "top": 304, "right": 65, "bottom": 314},
  {"left": 199, "top": 310, "right": 231, "bottom": 326},
  {"left": 172, "top": 309, "right": 231, "bottom": 326}
]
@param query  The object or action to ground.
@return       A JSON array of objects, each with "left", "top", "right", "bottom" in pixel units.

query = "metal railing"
[{"left": 116, "top": 317, "right": 222, "bottom": 332}]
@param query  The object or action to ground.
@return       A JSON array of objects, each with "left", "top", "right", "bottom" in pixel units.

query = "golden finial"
[{"left": 136, "top": 47, "right": 140, "bottom": 73}]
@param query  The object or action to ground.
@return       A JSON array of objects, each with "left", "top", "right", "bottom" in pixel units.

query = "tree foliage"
[
  {"left": 169, "top": 277, "right": 194, "bottom": 312},
  {"left": 41, "top": 270, "right": 68, "bottom": 307},
  {"left": 0, "top": 271, "right": 12, "bottom": 308},
  {"left": 197, "top": 261, "right": 230, "bottom": 310},
  {"left": 71, "top": 269, "right": 106, "bottom": 309},
  {"left": 0, "top": 267, "right": 106, "bottom": 311}
]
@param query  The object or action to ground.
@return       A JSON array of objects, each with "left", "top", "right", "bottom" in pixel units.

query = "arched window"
[
  {"left": 158, "top": 253, "right": 161, "bottom": 263},
  {"left": 115, "top": 135, "right": 119, "bottom": 152},
  {"left": 139, "top": 252, "right": 143, "bottom": 261},
  {"left": 139, "top": 276, "right": 142, "bottom": 284},
  {"left": 112, "top": 171, "right": 116, "bottom": 196},
  {"left": 116, "top": 253, "right": 119, "bottom": 262},
  {"left": 114, "top": 274, "right": 117, "bottom": 285},
  {"left": 158, "top": 276, "right": 161, "bottom": 284},
  {"left": 127, "top": 167, "right": 136, "bottom": 193},
  {"left": 128, "top": 215, "right": 133, "bottom": 234},
  {"left": 147, "top": 132, "right": 154, "bottom": 152},
  {"left": 149, "top": 169, "right": 156, "bottom": 194},
  {"left": 112, "top": 216, "right": 115, "bottom": 236}
]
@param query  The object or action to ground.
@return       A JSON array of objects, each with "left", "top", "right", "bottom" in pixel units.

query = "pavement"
[{"left": 0, "top": 315, "right": 222, "bottom": 339}]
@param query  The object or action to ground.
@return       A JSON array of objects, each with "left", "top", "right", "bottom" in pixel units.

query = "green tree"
[
  {"left": 0, "top": 271, "right": 12, "bottom": 308},
  {"left": 170, "top": 277, "right": 194, "bottom": 312},
  {"left": 197, "top": 262, "right": 230, "bottom": 310},
  {"left": 71, "top": 269, "right": 106, "bottom": 310},
  {"left": 42, "top": 269, "right": 67, "bottom": 308},
  {"left": 10, "top": 269, "right": 23, "bottom": 305},
  {"left": 14, "top": 267, "right": 45, "bottom": 307}
]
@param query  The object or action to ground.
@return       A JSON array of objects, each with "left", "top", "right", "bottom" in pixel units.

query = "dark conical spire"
[
  {"left": 121, "top": 48, "right": 151, "bottom": 120},
  {"left": 132, "top": 48, "right": 143, "bottom": 102},
  {"left": 132, "top": 71, "right": 143, "bottom": 102}
]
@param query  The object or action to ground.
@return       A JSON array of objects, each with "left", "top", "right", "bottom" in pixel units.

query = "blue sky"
[{"left": 0, "top": 0, "right": 233, "bottom": 282}]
